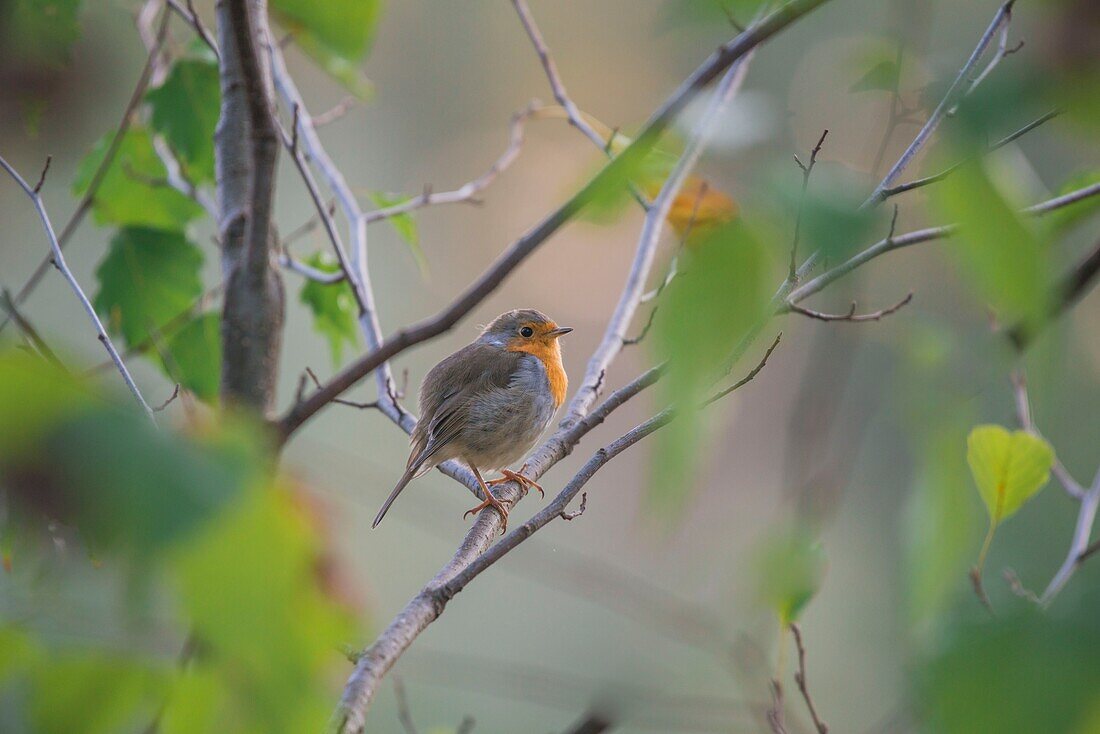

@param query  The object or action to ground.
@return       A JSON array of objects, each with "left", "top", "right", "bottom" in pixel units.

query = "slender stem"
[{"left": 0, "top": 156, "right": 155, "bottom": 421}]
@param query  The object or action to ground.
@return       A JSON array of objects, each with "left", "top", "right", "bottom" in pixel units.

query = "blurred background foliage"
[{"left": 1, "top": 0, "right": 1100, "bottom": 731}]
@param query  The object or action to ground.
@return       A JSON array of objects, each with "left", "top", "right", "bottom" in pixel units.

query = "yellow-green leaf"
[{"left": 966, "top": 424, "right": 1054, "bottom": 526}]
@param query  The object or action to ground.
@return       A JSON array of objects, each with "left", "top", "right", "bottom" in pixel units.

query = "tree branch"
[
  {"left": 215, "top": 0, "right": 285, "bottom": 411},
  {"left": 862, "top": 0, "right": 1018, "bottom": 207},
  {"left": 276, "top": 0, "right": 831, "bottom": 443},
  {"left": 0, "top": 155, "right": 155, "bottom": 420},
  {"left": 790, "top": 624, "right": 828, "bottom": 734},
  {"left": 0, "top": 9, "right": 170, "bottom": 337}
]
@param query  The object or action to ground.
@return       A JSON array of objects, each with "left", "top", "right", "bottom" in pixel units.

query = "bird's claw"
[
  {"left": 486, "top": 467, "right": 544, "bottom": 499},
  {"left": 463, "top": 490, "right": 510, "bottom": 534}
]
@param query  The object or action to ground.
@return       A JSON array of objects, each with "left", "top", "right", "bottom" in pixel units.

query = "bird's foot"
[
  {"left": 486, "top": 466, "right": 544, "bottom": 498},
  {"left": 463, "top": 489, "right": 510, "bottom": 534}
]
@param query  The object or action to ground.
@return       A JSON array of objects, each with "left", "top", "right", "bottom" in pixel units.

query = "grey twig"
[
  {"left": 153, "top": 384, "right": 181, "bottom": 412},
  {"left": 166, "top": 0, "right": 220, "bottom": 59},
  {"left": 0, "top": 155, "right": 155, "bottom": 420},
  {"left": 767, "top": 680, "right": 789, "bottom": 734},
  {"left": 0, "top": 9, "right": 170, "bottom": 337},
  {"left": 863, "top": 0, "right": 1018, "bottom": 207},
  {"left": 285, "top": 0, "right": 827, "bottom": 445},
  {"left": 1011, "top": 370, "right": 1085, "bottom": 499},
  {"left": 392, "top": 677, "right": 419, "bottom": 734},
  {"left": 560, "top": 492, "right": 588, "bottom": 521},
  {"left": 313, "top": 96, "right": 357, "bottom": 128},
  {"left": 362, "top": 102, "right": 536, "bottom": 224},
  {"left": 788, "top": 292, "right": 913, "bottom": 323},
  {"left": 0, "top": 289, "right": 66, "bottom": 370},
  {"left": 790, "top": 129, "right": 829, "bottom": 279},
  {"left": 703, "top": 332, "right": 782, "bottom": 406},
  {"left": 790, "top": 624, "right": 828, "bottom": 734},
  {"left": 880, "top": 109, "right": 1061, "bottom": 200},
  {"left": 787, "top": 181, "right": 1100, "bottom": 305}
]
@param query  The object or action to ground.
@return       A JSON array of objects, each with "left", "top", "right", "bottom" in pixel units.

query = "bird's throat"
[{"left": 508, "top": 340, "right": 568, "bottom": 407}]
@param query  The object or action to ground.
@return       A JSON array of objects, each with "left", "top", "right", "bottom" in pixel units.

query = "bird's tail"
[{"left": 373, "top": 467, "right": 417, "bottom": 528}]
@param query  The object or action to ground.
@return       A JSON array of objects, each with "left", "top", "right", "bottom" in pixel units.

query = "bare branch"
[
  {"left": 703, "top": 332, "right": 782, "bottom": 406},
  {"left": 790, "top": 624, "right": 828, "bottom": 734},
  {"left": 392, "top": 677, "right": 419, "bottom": 734},
  {"left": 313, "top": 96, "right": 357, "bottom": 128},
  {"left": 787, "top": 180, "right": 1100, "bottom": 305},
  {"left": 283, "top": 0, "right": 828, "bottom": 444},
  {"left": 166, "top": 0, "right": 220, "bottom": 59},
  {"left": 789, "top": 129, "right": 829, "bottom": 279},
  {"left": 510, "top": 0, "right": 608, "bottom": 151},
  {"left": 788, "top": 292, "right": 913, "bottom": 323},
  {"left": 362, "top": 102, "right": 536, "bottom": 224},
  {"left": 560, "top": 492, "right": 588, "bottom": 521},
  {"left": 1041, "top": 475, "right": 1100, "bottom": 605},
  {"left": 153, "top": 384, "right": 181, "bottom": 412},
  {"left": 880, "top": 109, "right": 1062, "bottom": 201},
  {"left": 767, "top": 680, "right": 789, "bottom": 734},
  {"left": 0, "top": 289, "right": 66, "bottom": 371},
  {"left": 1011, "top": 370, "right": 1085, "bottom": 499},
  {"left": 863, "top": 0, "right": 1018, "bottom": 207},
  {"left": 0, "top": 9, "right": 170, "bottom": 337},
  {"left": 0, "top": 155, "right": 155, "bottom": 420}
]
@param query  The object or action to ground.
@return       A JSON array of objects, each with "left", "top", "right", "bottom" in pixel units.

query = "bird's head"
[{"left": 478, "top": 309, "right": 572, "bottom": 354}]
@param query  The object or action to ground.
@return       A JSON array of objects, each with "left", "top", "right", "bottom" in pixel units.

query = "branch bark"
[
  {"left": 277, "top": 0, "right": 830, "bottom": 442},
  {"left": 215, "top": 0, "right": 284, "bottom": 412}
]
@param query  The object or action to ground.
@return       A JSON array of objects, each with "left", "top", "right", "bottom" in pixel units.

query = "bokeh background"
[{"left": 3, "top": 1, "right": 1100, "bottom": 731}]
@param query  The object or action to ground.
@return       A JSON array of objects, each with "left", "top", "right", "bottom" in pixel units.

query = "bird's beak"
[{"left": 548, "top": 326, "right": 573, "bottom": 338}]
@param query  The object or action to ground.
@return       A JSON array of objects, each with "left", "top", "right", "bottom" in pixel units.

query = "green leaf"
[
  {"left": 647, "top": 222, "right": 772, "bottom": 516},
  {"left": 146, "top": 56, "right": 220, "bottom": 183},
  {"left": 298, "top": 253, "right": 358, "bottom": 365},
  {"left": 967, "top": 425, "right": 1053, "bottom": 527},
  {"left": 164, "top": 312, "right": 221, "bottom": 403},
  {"left": 850, "top": 59, "right": 899, "bottom": 93},
  {"left": 94, "top": 227, "right": 204, "bottom": 348},
  {"left": 31, "top": 654, "right": 168, "bottom": 734},
  {"left": 270, "top": 0, "right": 382, "bottom": 94},
  {"left": 933, "top": 161, "right": 1053, "bottom": 334},
  {"left": 72, "top": 126, "right": 203, "bottom": 230},
  {"left": 753, "top": 526, "right": 826, "bottom": 624},
  {"left": 170, "top": 484, "right": 355, "bottom": 732},
  {"left": 368, "top": 191, "right": 425, "bottom": 274},
  {"left": 3, "top": 0, "right": 82, "bottom": 69}
]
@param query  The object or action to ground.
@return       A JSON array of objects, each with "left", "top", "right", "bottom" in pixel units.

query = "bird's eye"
[{"left": 520, "top": 326, "right": 534, "bottom": 338}]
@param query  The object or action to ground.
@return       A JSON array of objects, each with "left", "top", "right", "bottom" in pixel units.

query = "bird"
[{"left": 372, "top": 309, "right": 572, "bottom": 533}]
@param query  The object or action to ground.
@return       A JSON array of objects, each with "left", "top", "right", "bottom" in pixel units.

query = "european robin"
[{"left": 372, "top": 309, "right": 572, "bottom": 532}]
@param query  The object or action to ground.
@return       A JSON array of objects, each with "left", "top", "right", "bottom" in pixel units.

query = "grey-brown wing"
[{"left": 406, "top": 343, "right": 521, "bottom": 474}]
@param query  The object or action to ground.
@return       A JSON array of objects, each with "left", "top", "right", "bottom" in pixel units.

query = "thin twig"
[
  {"left": 0, "top": 9, "right": 171, "bottom": 336},
  {"left": 153, "top": 384, "right": 181, "bottom": 412},
  {"left": 166, "top": 0, "right": 220, "bottom": 58},
  {"left": 0, "top": 155, "right": 155, "bottom": 421},
  {"left": 788, "top": 291, "right": 913, "bottom": 323},
  {"left": 879, "top": 109, "right": 1061, "bottom": 200},
  {"left": 790, "top": 129, "right": 829, "bottom": 279},
  {"left": 313, "top": 96, "right": 357, "bottom": 127},
  {"left": 703, "top": 333, "right": 782, "bottom": 406},
  {"left": 767, "top": 680, "right": 789, "bottom": 734},
  {"left": 0, "top": 289, "right": 66, "bottom": 370},
  {"left": 393, "top": 677, "right": 419, "bottom": 734},
  {"left": 362, "top": 102, "right": 536, "bottom": 224},
  {"left": 787, "top": 180, "right": 1100, "bottom": 305},
  {"left": 790, "top": 624, "right": 828, "bottom": 734},
  {"left": 863, "top": 0, "right": 1018, "bottom": 207},
  {"left": 1011, "top": 370, "right": 1085, "bottom": 499},
  {"left": 560, "top": 492, "right": 588, "bottom": 521}
]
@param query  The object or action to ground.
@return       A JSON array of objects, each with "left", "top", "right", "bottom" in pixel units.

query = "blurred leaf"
[
  {"left": 170, "top": 484, "right": 355, "bottom": 732},
  {"left": 2, "top": 0, "right": 82, "bottom": 68},
  {"left": 583, "top": 132, "right": 681, "bottom": 224},
  {"left": 1044, "top": 170, "right": 1100, "bottom": 233},
  {"left": 31, "top": 654, "right": 167, "bottom": 734},
  {"left": 146, "top": 55, "right": 220, "bottom": 184},
  {"left": 270, "top": 0, "right": 381, "bottom": 95},
  {"left": 164, "top": 312, "right": 221, "bottom": 403},
  {"left": 657, "top": 0, "right": 770, "bottom": 31},
  {"left": 298, "top": 252, "right": 358, "bottom": 365},
  {"left": 753, "top": 526, "right": 826, "bottom": 624},
  {"left": 73, "top": 126, "right": 203, "bottom": 230},
  {"left": 647, "top": 222, "right": 772, "bottom": 516},
  {"left": 921, "top": 608, "right": 1100, "bottom": 734},
  {"left": 776, "top": 163, "right": 880, "bottom": 263},
  {"left": 967, "top": 425, "right": 1053, "bottom": 527},
  {"left": 850, "top": 59, "right": 899, "bottom": 93},
  {"left": 663, "top": 176, "right": 740, "bottom": 244},
  {"left": 94, "top": 227, "right": 204, "bottom": 348},
  {"left": 368, "top": 191, "right": 425, "bottom": 274},
  {"left": 0, "top": 351, "right": 96, "bottom": 457},
  {"left": 903, "top": 416, "right": 983, "bottom": 630},
  {"left": 933, "top": 161, "right": 1053, "bottom": 333}
]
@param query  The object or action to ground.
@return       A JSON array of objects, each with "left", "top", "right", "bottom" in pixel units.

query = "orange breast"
[{"left": 509, "top": 340, "right": 568, "bottom": 407}]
